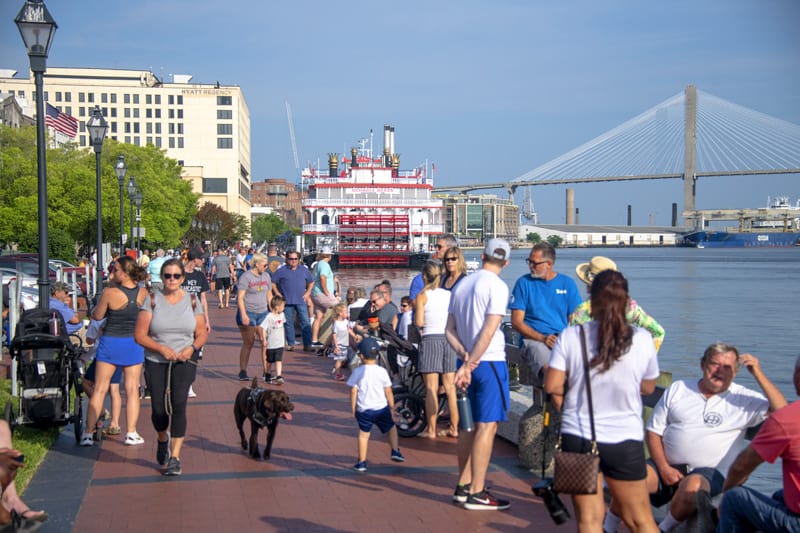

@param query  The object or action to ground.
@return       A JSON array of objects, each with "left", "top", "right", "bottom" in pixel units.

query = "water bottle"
[
  {"left": 457, "top": 391, "right": 474, "bottom": 432},
  {"left": 48, "top": 312, "right": 60, "bottom": 336}
]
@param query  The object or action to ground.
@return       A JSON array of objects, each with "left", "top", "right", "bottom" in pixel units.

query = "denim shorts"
[
  {"left": 355, "top": 405, "right": 395, "bottom": 433},
  {"left": 236, "top": 309, "right": 268, "bottom": 327}
]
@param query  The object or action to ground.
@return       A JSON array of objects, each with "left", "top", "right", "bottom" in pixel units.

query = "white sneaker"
[
  {"left": 188, "top": 386, "right": 197, "bottom": 398},
  {"left": 79, "top": 432, "right": 94, "bottom": 446},
  {"left": 124, "top": 432, "right": 145, "bottom": 446}
]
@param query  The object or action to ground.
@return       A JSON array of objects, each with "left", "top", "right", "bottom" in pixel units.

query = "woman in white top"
[
  {"left": 414, "top": 262, "right": 459, "bottom": 439},
  {"left": 545, "top": 270, "right": 660, "bottom": 532}
]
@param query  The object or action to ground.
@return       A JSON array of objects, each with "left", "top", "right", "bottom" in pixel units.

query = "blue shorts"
[
  {"left": 84, "top": 360, "right": 123, "bottom": 384},
  {"left": 355, "top": 405, "right": 395, "bottom": 433},
  {"left": 236, "top": 310, "right": 268, "bottom": 327},
  {"left": 459, "top": 359, "right": 509, "bottom": 423},
  {"left": 95, "top": 335, "right": 144, "bottom": 367},
  {"left": 647, "top": 459, "right": 725, "bottom": 507}
]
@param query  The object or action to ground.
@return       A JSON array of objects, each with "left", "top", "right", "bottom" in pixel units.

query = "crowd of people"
[{"left": 5, "top": 235, "right": 798, "bottom": 532}]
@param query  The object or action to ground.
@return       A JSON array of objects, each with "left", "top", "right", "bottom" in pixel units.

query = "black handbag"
[{"left": 552, "top": 324, "right": 600, "bottom": 495}]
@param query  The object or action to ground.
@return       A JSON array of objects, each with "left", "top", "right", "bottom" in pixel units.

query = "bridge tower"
[
  {"left": 521, "top": 186, "right": 538, "bottom": 224},
  {"left": 683, "top": 85, "right": 697, "bottom": 223}
]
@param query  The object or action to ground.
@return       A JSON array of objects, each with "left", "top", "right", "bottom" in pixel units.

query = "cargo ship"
[
  {"left": 301, "top": 125, "right": 443, "bottom": 268},
  {"left": 681, "top": 196, "right": 800, "bottom": 248}
]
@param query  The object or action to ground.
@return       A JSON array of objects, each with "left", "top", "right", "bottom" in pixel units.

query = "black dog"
[{"left": 234, "top": 378, "right": 294, "bottom": 460}]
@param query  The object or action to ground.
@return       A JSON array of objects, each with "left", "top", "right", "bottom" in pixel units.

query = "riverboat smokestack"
[
  {"left": 328, "top": 153, "right": 339, "bottom": 177},
  {"left": 351, "top": 147, "right": 358, "bottom": 168},
  {"left": 391, "top": 154, "right": 400, "bottom": 178},
  {"left": 575, "top": 207, "right": 580, "bottom": 225},
  {"left": 389, "top": 126, "right": 396, "bottom": 156},
  {"left": 383, "top": 125, "right": 391, "bottom": 166},
  {"left": 566, "top": 188, "right": 575, "bottom": 225}
]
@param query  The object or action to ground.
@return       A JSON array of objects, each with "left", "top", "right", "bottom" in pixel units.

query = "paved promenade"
[{"left": 22, "top": 300, "right": 563, "bottom": 532}]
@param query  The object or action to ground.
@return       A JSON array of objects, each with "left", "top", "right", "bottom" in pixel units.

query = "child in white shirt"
[{"left": 260, "top": 296, "right": 287, "bottom": 385}]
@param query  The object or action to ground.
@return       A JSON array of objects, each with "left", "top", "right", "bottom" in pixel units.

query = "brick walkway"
[{"left": 22, "top": 301, "right": 563, "bottom": 532}]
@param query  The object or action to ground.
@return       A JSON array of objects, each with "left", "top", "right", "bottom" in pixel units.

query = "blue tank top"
[{"left": 103, "top": 285, "right": 140, "bottom": 337}]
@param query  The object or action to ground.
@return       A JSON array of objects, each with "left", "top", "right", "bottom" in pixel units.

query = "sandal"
[
  {"left": 103, "top": 426, "right": 121, "bottom": 435},
  {"left": 437, "top": 428, "right": 458, "bottom": 439}
]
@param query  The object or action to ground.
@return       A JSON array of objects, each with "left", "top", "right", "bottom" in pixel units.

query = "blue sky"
[{"left": 1, "top": 0, "right": 798, "bottom": 225}]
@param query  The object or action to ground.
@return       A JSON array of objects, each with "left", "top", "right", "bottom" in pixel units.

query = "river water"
[{"left": 334, "top": 246, "right": 800, "bottom": 491}]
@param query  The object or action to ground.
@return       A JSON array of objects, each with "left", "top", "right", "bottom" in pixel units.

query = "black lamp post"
[
  {"left": 133, "top": 189, "right": 143, "bottom": 253},
  {"left": 126, "top": 175, "right": 137, "bottom": 252},
  {"left": 87, "top": 106, "right": 108, "bottom": 295},
  {"left": 15, "top": 0, "right": 57, "bottom": 309},
  {"left": 115, "top": 155, "right": 127, "bottom": 252}
]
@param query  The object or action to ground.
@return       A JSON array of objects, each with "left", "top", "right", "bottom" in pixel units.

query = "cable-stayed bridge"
[{"left": 433, "top": 85, "right": 800, "bottom": 224}]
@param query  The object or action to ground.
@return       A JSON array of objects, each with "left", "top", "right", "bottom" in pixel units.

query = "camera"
[{"left": 532, "top": 478, "right": 570, "bottom": 525}]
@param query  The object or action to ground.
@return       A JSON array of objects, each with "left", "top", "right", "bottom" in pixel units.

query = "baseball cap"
[
  {"left": 320, "top": 245, "right": 333, "bottom": 255},
  {"left": 483, "top": 238, "right": 510, "bottom": 261},
  {"left": 357, "top": 337, "right": 381, "bottom": 359}
]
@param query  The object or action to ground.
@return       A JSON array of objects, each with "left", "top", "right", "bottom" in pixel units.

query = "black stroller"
[{"left": 5, "top": 309, "right": 85, "bottom": 443}]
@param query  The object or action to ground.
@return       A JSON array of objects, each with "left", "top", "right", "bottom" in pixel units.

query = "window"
[
  {"left": 217, "top": 110, "right": 232, "bottom": 119},
  {"left": 203, "top": 178, "right": 227, "bottom": 193},
  {"left": 55, "top": 92, "right": 62, "bottom": 102},
  {"left": 65, "top": 106, "right": 71, "bottom": 115},
  {"left": 168, "top": 109, "right": 174, "bottom": 119},
  {"left": 169, "top": 123, "right": 175, "bottom": 134},
  {"left": 87, "top": 93, "right": 94, "bottom": 103},
  {"left": 169, "top": 137, "right": 175, "bottom": 148},
  {"left": 80, "top": 135, "right": 86, "bottom": 145},
  {"left": 102, "top": 107, "right": 108, "bottom": 116},
  {"left": 217, "top": 95, "right": 232, "bottom": 105},
  {"left": 64, "top": 92, "right": 71, "bottom": 102},
  {"left": 110, "top": 122, "right": 117, "bottom": 133},
  {"left": 133, "top": 109, "right": 140, "bottom": 118},
  {"left": 155, "top": 123, "right": 161, "bottom": 134},
  {"left": 133, "top": 94, "right": 139, "bottom": 104},
  {"left": 125, "top": 122, "right": 131, "bottom": 133},
  {"left": 124, "top": 108, "right": 130, "bottom": 118},
  {"left": 146, "top": 94, "right": 152, "bottom": 105},
  {"left": 155, "top": 137, "right": 162, "bottom": 147},
  {"left": 146, "top": 123, "right": 153, "bottom": 134},
  {"left": 177, "top": 95, "right": 183, "bottom": 105},
  {"left": 124, "top": 136, "right": 131, "bottom": 143},
  {"left": 79, "top": 106, "right": 86, "bottom": 117},
  {"left": 168, "top": 95, "right": 174, "bottom": 105},
  {"left": 133, "top": 123, "right": 140, "bottom": 133},
  {"left": 177, "top": 124, "right": 184, "bottom": 134},
  {"left": 110, "top": 108, "right": 117, "bottom": 118},
  {"left": 217, "top": 124, "right": 232, "bottom": 135},
  {"left": 217, "top": 138, "right": 233, "bottom": 149},
  {"left": 110, "top": 94, "right": 117, "bottom": 104},
  {"left": 178, "top": 138, "right": 184, "bottom": 148},
  {"left": 155, "top": 95, "right": 161, "bottom": 105},
  {"left": 155, "top": 109, "right": 161, "bottom": 118},
  {"left": 177, "top": 109, "right": 183, "bottom": 119},
  {"left": 134, "top": 136, "right": 140, "bottom": 145},
  {"left": 146, "top": 109, "right": 152, "bottom": 118},
  {"left": 101, "top": 93, "right": 108, "bottom": 103},
  {"left": 79, "top": 93, "right": 85, "bottom": 103},
  {"left": 146, "top": 136, "right": 153, "bottom": 145}
]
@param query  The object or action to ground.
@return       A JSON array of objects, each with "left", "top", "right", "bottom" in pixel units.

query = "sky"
[{"left": 1, "top": 0, "right": 799, "bottom": 226}]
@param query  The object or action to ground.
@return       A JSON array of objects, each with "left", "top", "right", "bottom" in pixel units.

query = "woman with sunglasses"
[
  {"left": 235, "top": 253, "right": 272, "bottom": 380},
  {"left": 414, "top": 261, "right": 459, "bottom": 439},
  {"left": 135, "top": 258, "right": 207, "bottom": 476},
  {"left": 81, "top": 256, "right": 148, "bottom": 447},
  {"left": 440, "top": 246, "right": 468, "bottom": 292}
]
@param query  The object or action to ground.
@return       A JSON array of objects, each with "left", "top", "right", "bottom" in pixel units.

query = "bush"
[{"left": 15, "top": 228, "right": 76, "bottom": 263}]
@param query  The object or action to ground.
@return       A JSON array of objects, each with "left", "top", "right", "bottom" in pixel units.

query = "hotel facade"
[{"left": 0, "top": 67, "right": 252, "bottom": 218}]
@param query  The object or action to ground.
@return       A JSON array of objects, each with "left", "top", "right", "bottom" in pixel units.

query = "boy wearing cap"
[{"left": 347, "top": 337, "right": 405, "bottom": 472}]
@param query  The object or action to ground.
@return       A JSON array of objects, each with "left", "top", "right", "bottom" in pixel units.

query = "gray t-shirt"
[
  {"left": 211, "top": 254, "right": 232, "bottom": 279},
  {"left": 140, "top": 291, "right": 204, "bottom": 363},
  {"left": 238, "top": 269, "right": 271, "bottom": 314}
]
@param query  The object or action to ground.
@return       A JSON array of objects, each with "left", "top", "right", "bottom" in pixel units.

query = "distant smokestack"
[
  {"left": 566, "top": 189, "right": 574, "bottom": 225},
  {"left": 627, "top": 205, "right": 632, "bottom": 226},
  {"left": 671, "top": 203, "right": 678, "bottom": 227},
  {"left": 575, "top": 207, "right": 580, "bottom": 225},
  {"left": 328, "top": 153, "right": 339, "bottom": 177}
]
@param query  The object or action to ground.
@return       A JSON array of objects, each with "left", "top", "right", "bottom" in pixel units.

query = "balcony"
[{"left": 303, "top": 198, "right": 443, "bottom": 209}]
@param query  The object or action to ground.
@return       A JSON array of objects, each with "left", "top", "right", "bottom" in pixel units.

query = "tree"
[
  {"left": 0, "top": 126, "right": 200, "bottom": 255},
  {"left": 251, "top": 214, "right": 292, "bottom": 245},
  {"left": 185, "top": 202, "right": 242, "bottom": 249},
  {"left": 526, "top": 232, "right": 542, "bottom": 243},
  {"left": 546, "top": 234, "right": 564, "bottom": 248}
]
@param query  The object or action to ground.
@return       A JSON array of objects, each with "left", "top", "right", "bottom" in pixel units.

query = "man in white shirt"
[
  {"left": 636, "top": 343, "right": 786, "bottom": 532},
  {"left": 445, "top": 238, "right": 511, "bottom": 511}
]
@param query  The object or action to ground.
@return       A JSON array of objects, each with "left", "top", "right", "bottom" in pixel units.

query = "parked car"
[{"left": 0, "top": 254, "right": 87, "bottom": 296}]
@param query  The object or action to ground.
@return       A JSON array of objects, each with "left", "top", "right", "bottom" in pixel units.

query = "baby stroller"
[{"left": 5, "top": 309, "right": 85, "bottom": 443}]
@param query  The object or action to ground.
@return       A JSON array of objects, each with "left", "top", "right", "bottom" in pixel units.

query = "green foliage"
[
  {"left": 251, "top": 213, "right": 293, "bottom": 245},
  {"left": 0, "top": 126, "right": 200, "bottom": 251},
  {"left": 546, "top": 234, "right": 564, "bottom": 248},
  {"left": 526, "top": 232, "right": 541, "bottom": 243},
  {"left": 15, "top": 227, "right": 76, "bottom": 262},
  {"left": 186, "top": 202, "right": 241, "bottom": 249}
]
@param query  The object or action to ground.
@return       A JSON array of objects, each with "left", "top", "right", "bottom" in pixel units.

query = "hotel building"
[{"left": 0, "top": 67, "right": 252, "bottom": 217}]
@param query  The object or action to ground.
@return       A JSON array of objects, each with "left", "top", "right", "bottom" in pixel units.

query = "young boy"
[
  {"left": 260, "top": 295, "right": 286, "bottom": 385},
  {"left": 347, "top": 337, "right": 405, "bottom": 472},
  {"left": 331, "top": 302, "right": 357, "bottom": 381}
]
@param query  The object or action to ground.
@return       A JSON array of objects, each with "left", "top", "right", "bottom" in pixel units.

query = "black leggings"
[{"left": 144, "top": 360, "right": 196, "bottom": 438}]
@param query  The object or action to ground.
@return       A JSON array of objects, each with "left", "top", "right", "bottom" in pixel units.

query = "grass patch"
[{"left": 0, "top": 378, "right": 60, "bottom": 494}]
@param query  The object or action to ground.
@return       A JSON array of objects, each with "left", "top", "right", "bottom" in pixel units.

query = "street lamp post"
[
  {"left": 87, "top": 106, "right": 108, "bottom": 295},
  {"left": 115, "top": 155, "right": 127, "bottom": 253},
  {"left": 15, "top": 0, "right": 57, "bottom": 309},
  {"left": 133, "top": 189, "right": 143, "bottom": 253},
  {"left": 126, "top": 175, "right": 136, "bottom": 253}
]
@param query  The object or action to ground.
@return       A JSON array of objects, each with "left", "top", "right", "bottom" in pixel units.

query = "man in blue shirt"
[
  {"left": 509, "top": 242, "right": 581, "bottom": 387},
  {"left": 147, "top": 248, "right": 167, "bottom": 290},
  {"left": 49, "top": 281, "right": 84, "bottom": 335},
  {"left": 271, "top": 250, "right": 314, "bottom": 351}
]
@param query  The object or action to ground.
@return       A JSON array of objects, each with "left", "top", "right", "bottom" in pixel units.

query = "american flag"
[{"left": 45, "top": 103, "right": 78, "bottom": 138}]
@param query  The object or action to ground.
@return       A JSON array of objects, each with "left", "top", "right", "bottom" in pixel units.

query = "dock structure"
[{"left": 22, "top": 298, "right": 562, "bottom": 532}]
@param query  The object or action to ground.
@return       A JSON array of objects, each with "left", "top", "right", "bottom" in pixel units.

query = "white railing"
[
  {"left": 303, "top": 223, "right": 445, "bottom": 234},
  {"left": 303, "top": 198, "right": 443, "bottom": 209},
  {"left": 303, "top": 224, "right": 340, "bottom": 233}
]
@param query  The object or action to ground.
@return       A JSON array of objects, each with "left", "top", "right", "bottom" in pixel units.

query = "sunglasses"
[
  {"left": 287, "top": 257, "right": 299, "bottom": 261},
  {"left": 162, "top": 273, "right": 183, "bottom": 280},
  {"left": 444, "top": 257, "right": 457, "bottom": 262}
]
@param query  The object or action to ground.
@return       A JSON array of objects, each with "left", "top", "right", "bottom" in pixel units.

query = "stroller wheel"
[
  {"left": 73, "top": 394, "right": 85, "bottom": 445},
  {"left": 393, "top": 393, "right": 427, "bottom": 438}
]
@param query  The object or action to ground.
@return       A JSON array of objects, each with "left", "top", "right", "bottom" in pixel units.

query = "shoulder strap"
[{"left": 578, "top": 324, "right": 598, "bottom": 449}]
